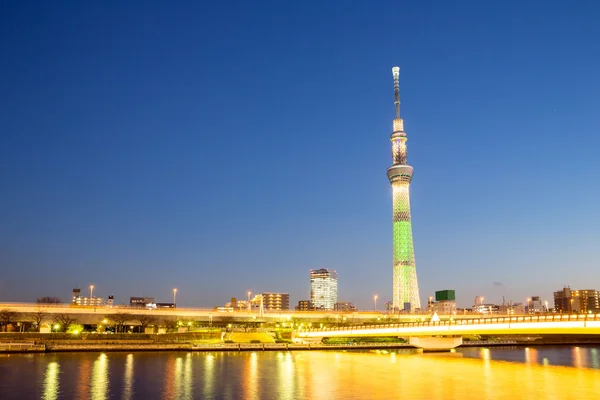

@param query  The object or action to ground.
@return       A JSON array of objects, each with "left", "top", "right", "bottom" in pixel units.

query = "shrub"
[
  {"left": 224, "top": 340, "right": 234, "bottom": 343},
  {"left": 321, "top": 337, "right": 407, "bottom": 344},
  {"left": 249, "top": 340, "right": 261, "bottom": 344}
]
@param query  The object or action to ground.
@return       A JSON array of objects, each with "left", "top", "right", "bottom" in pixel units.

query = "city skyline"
[{"left": 1, "top": 2, "right": 600, "bottom": 309}]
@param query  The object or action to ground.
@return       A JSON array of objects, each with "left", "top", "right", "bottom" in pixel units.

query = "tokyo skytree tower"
[{"left": 387, "top": 66, "right": 421, "bottom": 311}]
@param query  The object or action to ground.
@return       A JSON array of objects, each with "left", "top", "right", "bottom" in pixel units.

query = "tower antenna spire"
[
  {"left": 387, "top": 65, "right": 420, "bottom": 312},
  {"left": 392, "top": 66, "right": 400, "bottom": 118}
]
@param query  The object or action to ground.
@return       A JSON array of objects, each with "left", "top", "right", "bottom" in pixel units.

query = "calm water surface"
[{"left": 1, "top": 346, "right": 599, "bottom": 399}]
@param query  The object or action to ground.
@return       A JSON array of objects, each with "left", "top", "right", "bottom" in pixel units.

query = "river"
[{"left": 1, "top": 346, "right": 599, "bottom": 399}]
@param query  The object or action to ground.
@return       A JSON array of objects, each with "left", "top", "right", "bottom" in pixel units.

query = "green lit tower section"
[{"left": 387, "top": 66, "right": 421, "bottom": 311}]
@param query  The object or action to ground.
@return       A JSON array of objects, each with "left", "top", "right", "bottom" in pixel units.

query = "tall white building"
[{"left": 310, "top": 269, "right": 338, "bottom": 310}]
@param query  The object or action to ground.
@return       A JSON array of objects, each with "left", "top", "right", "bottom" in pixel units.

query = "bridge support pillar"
[{"left": 408, "top": 336, "right": 462, "bottom": 351}]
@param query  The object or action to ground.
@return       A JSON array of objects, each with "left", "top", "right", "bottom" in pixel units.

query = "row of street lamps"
[
  {"left": 86, "top": 285, "right": 558, "bottom": 313},
  {"left": 87, "top": 284, "right": 179, "bottom": 308}
]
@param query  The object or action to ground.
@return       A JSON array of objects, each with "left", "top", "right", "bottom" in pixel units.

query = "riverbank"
[
  {"left": 0, "top": 341, "right": 416, "bottom": 354},
  {"left": 3, "top": 333, "right": 600, "bottom": 354},
  {"left": 5, "top": 341, "right": 600, "bottom": 354}
]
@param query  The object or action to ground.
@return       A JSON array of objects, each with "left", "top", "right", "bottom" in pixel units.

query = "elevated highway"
[{"left": 0, "top": 302, "right": 475, "bottom": 325}]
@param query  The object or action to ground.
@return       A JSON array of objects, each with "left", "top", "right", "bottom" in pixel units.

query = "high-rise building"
[
  {"left": 387, "top": 67, "right": 421, "bottom": 311},
  {"left": 71, "top": 288, "right": 103, "bottom": 306},
  {"left": 310, "top": 269, "right": 338, "bottom": 310},
  {"left": 554, "top": 287, "right": 572, "bottom": 313},
  {"left": 554, "top": 287, "right": 599, "bottom": 313},
  {"left": 573, "top": 290, "right": 600, "bottom": 313},
  {"left": 296, "top": 300, "right": 314, "bottom": 311},
  {"left": 262, "top": 293, "right": 290, "bottom": 311}
]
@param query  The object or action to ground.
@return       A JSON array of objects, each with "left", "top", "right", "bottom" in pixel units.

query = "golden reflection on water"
[
  {"left": 75, "top": 358, "right": 92, "bottom": 399},
  {"left": 42, "top": 361, "right": 59, "bottom": 400},
  {"left": 524, "top": 347, "right": 539, "bottom": 365},
  {"left": 202, "top": 354, "right": 215, "bottom": 398},
  {"left": 161, "top": 353, "right": 193, "bottom": 400},
  {"left": 183, "top": 353, "right": 193, "bottom": 399},
  {"left": 298, "top": 351, "right": 600, "bottom": 399},
  {"left": 276, "top": 352, "right": 296, "bottom": 400},
  {"left": 123, "top": 354, "right": 134, "bottom": 400},
  {"left": 573, "top": 346, "right": 585, "bottom": 368},
  {"left": 174, "top": 357, "right": 182, "bottom": 398},
  {"left": 21, "top": 348, "right": 600, "bottom": 399},
  {"left": 91, "top": 353, "right": 109, "bottom": 400},
  {"left": 241, "top": 352, "right": 259, "bottom": 400}
]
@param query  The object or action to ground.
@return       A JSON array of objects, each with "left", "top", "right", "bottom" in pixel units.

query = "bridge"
[
  {"left": 3, "top": 302, "right": 600, "bottom": 350},
  {"left": 0, "top": 302, "right": 477, "bottom": 325},
  {"left": 297, "top": 314, "right": 600, "bottom": 350}
]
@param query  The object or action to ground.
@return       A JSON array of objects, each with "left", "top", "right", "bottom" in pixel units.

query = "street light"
[
  {"left": 173, "top": 288, "right": 178, "bottom": 308},
  {"left": 373, "top": 294, "right": 378, "bottom": 311},
  {"left": 570, "top": 298, "right": 574, "bottom": 313}
]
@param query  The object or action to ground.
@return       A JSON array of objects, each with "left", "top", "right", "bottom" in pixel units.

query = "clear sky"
[{"left": 1, "top": 1, "right": 599, "bottom": 309}]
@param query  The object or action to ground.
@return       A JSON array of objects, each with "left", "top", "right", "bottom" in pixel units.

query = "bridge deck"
[{"left": 298, "top": 314, "right": 600, "bottom": 338}]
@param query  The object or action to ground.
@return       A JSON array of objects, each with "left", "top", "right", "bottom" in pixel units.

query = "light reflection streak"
[
  {"left": 542, "top": 357, "right": 549, "bottom": 366},
  {"left": 573, "top": 346, "right": 587, "bottom": 369},
  {"left": 160, "top": 353, "right": 192, "bottom": 400},
  {"left": 91, "top": 353, "right": 109, "bottom": 400},
  {"left": 75, "top": 358, "right": 92, "bottom": 399},
  {"left": 480, "top": 348, "right": 492, "bottom": 400},
  {"left": 183, "top": 353, "right": 193, "bottom": 400},
  {"left": 292, "top": 353, "right": 306, "bottom": 399},
  {"left": 162, "top": 355, "right": 176, "bottom": 399},
  {"left": 519, "top": 348, "right": 536, "bottom": 395},
  {"left": 591, "top": 348, "right": 599, "bottom": 369},
  {"left": 174, "top": 357, "right": 183, "bottom": 399},
  {"left": 203, "top": 354, "right": 215, "bottom": 399},
  {"left": 43, "top": 361, "right": 60, "bottom": 400},
  {"left": 306, "top": 353, "right": 339, "bottom": 399},
  {"left": 524, "top": 347, "right": 539, "bottom": 365},
  {"left": 243, "top": 352, "right": 259, "bottom": 400},
  {"left": 123, "top": 354, "right": 134, "bottom": 400},
  {"left": 277, "top": 352, "right": 295, "bottom": 400}
]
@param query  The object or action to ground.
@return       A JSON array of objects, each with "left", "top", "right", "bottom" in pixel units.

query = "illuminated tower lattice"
[{"left": 387, "top": 66, "right": 421, "bottom": 311}]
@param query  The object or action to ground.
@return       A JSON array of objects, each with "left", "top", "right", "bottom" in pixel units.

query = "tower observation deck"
[{"left": 387, "top": 66, "right": 421, "bottom": 311}]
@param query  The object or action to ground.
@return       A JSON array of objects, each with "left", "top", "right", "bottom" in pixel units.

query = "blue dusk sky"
[{"left": 1, "top": 1, "right": 599, "bottom": 309}]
